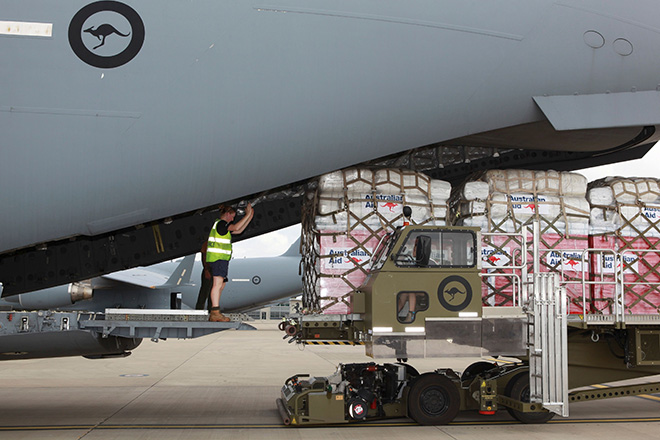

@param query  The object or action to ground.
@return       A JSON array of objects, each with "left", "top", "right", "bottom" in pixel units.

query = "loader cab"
[
  {"left": 392, "top": 229, "right": 476, "bottom": 268},
  {"left": 357, "top": 225, "right": 484, "bottom": 358}
]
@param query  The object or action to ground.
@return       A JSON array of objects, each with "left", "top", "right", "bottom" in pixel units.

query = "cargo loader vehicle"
[{"left": 277, "top": 221, "right": 660, "bottom": 426}]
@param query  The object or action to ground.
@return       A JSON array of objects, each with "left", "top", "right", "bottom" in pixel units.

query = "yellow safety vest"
[{"left": 206, "top": 220, "right": 232, "bottom": 262}]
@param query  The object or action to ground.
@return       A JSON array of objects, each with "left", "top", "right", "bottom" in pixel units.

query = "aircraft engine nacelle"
[
  {"left": 4, "top": 283, "right": 93, "bottom": 310},
  {"left": 0, "top": 330, "right": 141, "bottom": 361}
]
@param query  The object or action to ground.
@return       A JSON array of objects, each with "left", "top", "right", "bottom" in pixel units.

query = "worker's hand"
[
  {"left": 203, "top": 268, "right": 211, "bottom": 280},
  {"left": 246, "top": 203, "right": 253, "bottom": 214}
]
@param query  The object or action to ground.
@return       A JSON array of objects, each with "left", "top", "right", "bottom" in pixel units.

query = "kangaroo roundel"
[
  {"left": 437, "top": 275, "right": 473, "bottom": 312},
  {"left": 69, "top": 1, "right": 145, "bottom": 68}
]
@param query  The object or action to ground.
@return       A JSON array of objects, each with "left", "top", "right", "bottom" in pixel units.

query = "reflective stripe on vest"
[{"left": 206, "top": 220, "right": 232, "bottom": 262}]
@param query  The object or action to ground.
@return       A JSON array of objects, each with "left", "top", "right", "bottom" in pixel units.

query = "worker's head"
[{"left": 219, "top": 205, "right": 237, "bottom": 222}]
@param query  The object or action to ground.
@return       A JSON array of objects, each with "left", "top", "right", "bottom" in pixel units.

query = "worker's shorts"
[{"left": 208, "top": 259, "right": 229, "bottom": 282}]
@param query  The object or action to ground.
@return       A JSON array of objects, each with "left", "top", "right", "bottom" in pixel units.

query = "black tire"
[
  {"left": 505, "top": 373, "right": 554, "bottom": 424},
  {"left": 407, "top": 373, "right": 460, "bottom": 425},
  {"left": 460, "top": 361, "right": 496, "bottom": 383}
]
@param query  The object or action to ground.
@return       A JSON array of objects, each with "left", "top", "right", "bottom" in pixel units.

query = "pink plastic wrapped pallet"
[
  {"left": 589, "top": 235, "right": 660, "bottom": 315},
  {"left": 317, "top": 230, "right": 386, "bottom": 314},
  {"left": 481, "top": 232, "right": 589, "bottom": 313},
  {"left": 588, "top": 177, "right": 660, "bottom": 315},
  {"left": 454, "top": 170, "right": 589, "bottom": 312},
  {"left": 302, "top": 168, "right": 452, "bottom": 314}
]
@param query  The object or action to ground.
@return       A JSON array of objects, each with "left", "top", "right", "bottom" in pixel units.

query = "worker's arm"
[{"left": 229, "top": 204, "right": 254, "bottom": 235}]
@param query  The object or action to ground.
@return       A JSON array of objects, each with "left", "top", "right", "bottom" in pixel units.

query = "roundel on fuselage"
[{"left": 69, "top": 1, "right": 145, "bottom": 68}]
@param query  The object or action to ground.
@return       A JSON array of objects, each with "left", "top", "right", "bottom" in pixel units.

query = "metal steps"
[{"left": 528, "top": 273, "right": 569, "bottom": 417}]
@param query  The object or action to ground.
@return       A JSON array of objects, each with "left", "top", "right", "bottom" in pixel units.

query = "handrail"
[
  {"left": 479, "top": 272, "right": 522, "bottom": 306},
  {"left": 479, "top": 222, "right": 660, "bottom": 325}
]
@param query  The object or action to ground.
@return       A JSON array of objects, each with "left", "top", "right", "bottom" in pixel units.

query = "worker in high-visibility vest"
[{"left": 206, "top": 203, "right": 254, "bottom": 322}]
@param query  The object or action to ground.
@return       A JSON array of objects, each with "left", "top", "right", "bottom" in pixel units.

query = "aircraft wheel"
[
  {"left": 505, "top": 374, "right": 554, "bottom": 424},
  {"left": 460, "top": 361, "right": 496, "bottom": 383},
  {"left": 407, "top": 373, "right": 460, "bottom": 425}
]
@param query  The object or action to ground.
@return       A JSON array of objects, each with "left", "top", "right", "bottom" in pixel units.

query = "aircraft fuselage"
[{"left": 3, "top": 1, "right": 660, "bottom": 262}]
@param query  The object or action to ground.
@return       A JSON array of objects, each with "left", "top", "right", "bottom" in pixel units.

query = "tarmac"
[{"left": 1, "top": 321, "right": 660, "bottom": 439}]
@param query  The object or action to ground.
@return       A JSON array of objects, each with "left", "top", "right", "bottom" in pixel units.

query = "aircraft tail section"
[
  {"left": 166, "top": 255, "right": 195, "bottom": 286},
  {"left": 283, "top": 238, "right": 301, "bottom": 257}
]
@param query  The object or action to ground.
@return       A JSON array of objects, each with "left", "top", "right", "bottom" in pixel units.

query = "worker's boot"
[{"left": 209, "top": 307, "right": 230, "bottom": 322}]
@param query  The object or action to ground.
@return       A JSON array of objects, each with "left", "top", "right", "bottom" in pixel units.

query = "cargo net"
[
  {"left": 588, "top": 177, "right": 660, "bottom": 314},
  {"left": 301, "top": 168, "right": 451, "bottom": 314},
  {"left": 452, "top": 169, "right": 590, "bottom": 312}
]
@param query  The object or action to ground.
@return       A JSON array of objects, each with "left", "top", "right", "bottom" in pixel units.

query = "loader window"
[
  {"left": 395, "top": 230, "right": 476, "bottom": 268},
  {"left": 397, "top": 292, "right": 429, "bottom": 323},
  {"left": 442, "top": 232, "right": 476, "bottom": 267},
  {"left": 370, "top": 231, "right": 397, "bottom": 271}
]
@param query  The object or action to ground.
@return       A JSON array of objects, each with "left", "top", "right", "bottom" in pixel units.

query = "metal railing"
[{"left": 481, "top": 222, "right": 660, "bottom": 326}]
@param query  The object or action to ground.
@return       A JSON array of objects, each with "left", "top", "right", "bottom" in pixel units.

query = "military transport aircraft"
[
  {"left": 3, "top": 1, "right": 660, "bottom": 297},
  {"left": 0, "top": 237, "right": 301, "bottom": 360}
]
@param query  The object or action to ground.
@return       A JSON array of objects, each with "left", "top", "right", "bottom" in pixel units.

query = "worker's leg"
[
  {"left": 209, "top": 277, "right": 229, "bottom": 322},
  {"left": 195, "top": 270, "right": 212, "bottom": 310},
  {"left": 209, "top": 276, "right": 224, "bottom": 307},
  {"left": 397, "top": 294, "right": 405, "bottom": 314},
  {"left": 405, "top": 294, "right": 418, "bottom": 323},
  {"left": 208, "top": 260, "right": 230, "bottom": 322}
]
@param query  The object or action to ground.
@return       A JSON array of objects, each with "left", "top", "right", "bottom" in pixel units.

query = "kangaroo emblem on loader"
[
  {"left": 84, "top": 24, "right": 130, "bottom": 50},
  {"left": 444, "top": 286, "right": 465, "bottom": 302}
]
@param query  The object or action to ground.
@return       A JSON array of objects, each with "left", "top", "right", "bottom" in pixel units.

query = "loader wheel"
[
  {"left": 407, "top": 373, "right": 460, "bottom": 425},
  {"left": 505, "top": 374, "right": 554, "bottom": 424},
  {"left": 460, "top": 361, "right": 496, "bottom": 383},
  {"left": 396, "top": 362, "right": 420, "bottom": 379}
]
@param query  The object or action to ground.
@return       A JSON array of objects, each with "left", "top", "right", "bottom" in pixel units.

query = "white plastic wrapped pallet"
[
  {"left": 486, "top": 169, "right": 587, "bottom": 196},
  {"left": 457, "top": 170, "right": 589, "bottom": 235},
  {"left": 588, "top": 177, "right": 660, "bottom": 237},
  {"left": 302, "top": 168, "right": 452, "bottom": 313},
  {"left": 461, "top": 181, "right": 489, "bottom": 201},
  {"left": 454, "top": 169, "right": 589, "bottom": 311}
]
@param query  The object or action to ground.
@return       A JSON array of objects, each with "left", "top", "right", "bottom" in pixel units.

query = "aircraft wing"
[
  {"left": 102, "top": 255, "right": 195, "bottom": 288},
  {"left": 102, "top": 268, "right": 168, "bottom": 289}
]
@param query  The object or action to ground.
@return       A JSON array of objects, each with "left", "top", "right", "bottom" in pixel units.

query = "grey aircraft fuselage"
[
  {"left": 0, "top": 243, "right": 302, "bottom": 313},
  {"left": 3, "top": 1, "right": 660, "bottom": 274}
]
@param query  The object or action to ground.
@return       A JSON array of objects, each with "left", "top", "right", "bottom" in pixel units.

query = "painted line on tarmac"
[{"left": 2, "top": 417, "right": 660, "bottom": 431}]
